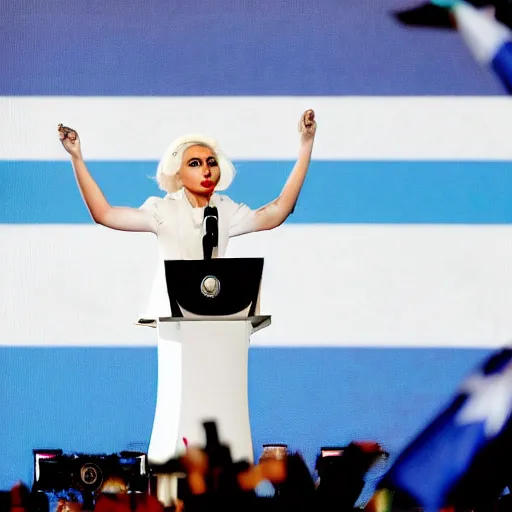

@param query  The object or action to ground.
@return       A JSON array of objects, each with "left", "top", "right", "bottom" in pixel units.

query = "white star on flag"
[{"left": 455, "top": 362, "right": 512, "bottom": 437}]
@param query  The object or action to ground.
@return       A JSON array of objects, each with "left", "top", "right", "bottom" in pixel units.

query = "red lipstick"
[{"left": 201, "top": 180, "right": 214, "bottom": 188}]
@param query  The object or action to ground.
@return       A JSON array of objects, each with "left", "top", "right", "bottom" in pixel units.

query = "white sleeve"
[
  {"left": 227, "top": 199, "right": 257, "bottom": 237},
  {"left": 139, "top": 196, "right": 165, "bottom": 227}
]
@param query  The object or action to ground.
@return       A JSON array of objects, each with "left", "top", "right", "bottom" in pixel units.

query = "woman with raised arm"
[{"left": 58, "top": 109, "right": 317, "bottom": 323}]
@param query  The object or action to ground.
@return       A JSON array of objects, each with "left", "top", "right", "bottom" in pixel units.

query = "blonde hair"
[{"left": 156, "top": 135, "right": 236, "bottom": 194}]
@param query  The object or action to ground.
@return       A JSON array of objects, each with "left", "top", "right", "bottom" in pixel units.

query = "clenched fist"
[
  {"left": 298, "top": 109, "right": 316, "bottom": 143},
  {"left": 58, "top": 123, "right": 82, "bottom": 158}
]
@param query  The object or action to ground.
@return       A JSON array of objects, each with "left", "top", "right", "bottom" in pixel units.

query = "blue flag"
[
  {"left": 378, "top": 348, "right": 512, "bottom": 511},
  {"left": 447, "top": 1, "right": 512, "bottom": 94}
]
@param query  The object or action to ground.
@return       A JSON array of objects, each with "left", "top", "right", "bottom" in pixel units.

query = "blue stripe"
[
  {"left": 1, "top": 0, "right": 502, "bottom": 96},
  {"left": 2, "top": 161, "right": 512, "bottom": 224},
  {"left": 0, "top": 346, "right": 491, "bottom": 498}
]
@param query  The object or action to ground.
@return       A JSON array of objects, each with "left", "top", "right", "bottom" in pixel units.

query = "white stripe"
[
  {"left": 2, "top": 97, "right": 512, "bottom": 161},
  {"left": 2, "top": 224, "right": 512, "bottom": 347}
]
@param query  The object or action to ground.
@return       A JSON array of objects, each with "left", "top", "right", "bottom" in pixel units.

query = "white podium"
[
  {"left": 147, "top": 315, "right": 270, "bottom": 466},
  {"left": 146, "top": 258, "right": 269, "bottom": 475}
]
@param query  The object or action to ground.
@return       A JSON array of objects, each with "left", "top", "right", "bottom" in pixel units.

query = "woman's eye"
[
  {"left": 189, "top": 160, "right": 199, "bottom": 167},
  {"left": 208, "top": 159, "right": 218, "bottom": 167}
]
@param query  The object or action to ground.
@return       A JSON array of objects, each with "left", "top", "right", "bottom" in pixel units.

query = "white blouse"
[{"left": 137, "top": 188, "right": 257, "bottom": 322}]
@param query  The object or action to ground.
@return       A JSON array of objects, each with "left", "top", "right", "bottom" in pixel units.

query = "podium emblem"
[{"left": 200, "top": 275, "right": 220, "bottom": 299}]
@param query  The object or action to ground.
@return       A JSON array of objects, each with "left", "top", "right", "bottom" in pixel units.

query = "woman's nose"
[{"left": 202, "top": 166, "right": 211, "bottom": 177}]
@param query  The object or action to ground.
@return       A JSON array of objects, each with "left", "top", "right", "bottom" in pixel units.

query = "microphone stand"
[{"left": 202, "top": 205, "right": 219, "bottom": 260}]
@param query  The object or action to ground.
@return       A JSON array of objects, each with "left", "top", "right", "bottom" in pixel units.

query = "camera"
[
  {"left": 32, "top": 449, "right": 148, "bottom": 509},
  {"left": 315, "top": 443, "right": 388, "bottom": 510}
]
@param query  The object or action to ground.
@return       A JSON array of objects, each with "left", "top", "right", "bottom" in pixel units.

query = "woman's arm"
[
  {"left": 252, "top": 110, "right": 316, "bottom": 232},
  {"left": 59, "top": 124, "right": 157, "bottom": 233}
]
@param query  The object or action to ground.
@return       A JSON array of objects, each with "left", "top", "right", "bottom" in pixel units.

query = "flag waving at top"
[{"left": 435, "top": 0, "right": 512, "bottom": 93}]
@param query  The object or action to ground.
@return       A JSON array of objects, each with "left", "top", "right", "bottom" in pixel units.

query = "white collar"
[{"left": 165, "top": 188, "right": 218, "bottom": 206}]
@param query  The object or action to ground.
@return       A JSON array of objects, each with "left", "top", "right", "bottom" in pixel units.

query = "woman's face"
[{"left": 179, "top": 145, "right": 220, "bottom": 196}]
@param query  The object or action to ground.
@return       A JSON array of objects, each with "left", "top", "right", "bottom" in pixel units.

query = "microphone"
[{"left": 202, "top": 205, "right": 218, "bottom": 260}]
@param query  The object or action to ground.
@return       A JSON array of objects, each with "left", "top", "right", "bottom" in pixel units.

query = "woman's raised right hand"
[{"left": 58, "top": 123, "right": 82, "bottom": 158}]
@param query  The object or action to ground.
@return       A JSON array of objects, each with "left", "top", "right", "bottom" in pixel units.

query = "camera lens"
[
  {"left": 83, "top": 467, "right": 96, "bottom": 484},
  {"left": 80, "top": 463, "right": 102, "bottom": 488}
]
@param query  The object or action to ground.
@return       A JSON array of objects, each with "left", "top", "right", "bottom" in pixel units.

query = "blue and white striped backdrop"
[{"left": 2, "top": 0, "right": 512, "bottom": 499}]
